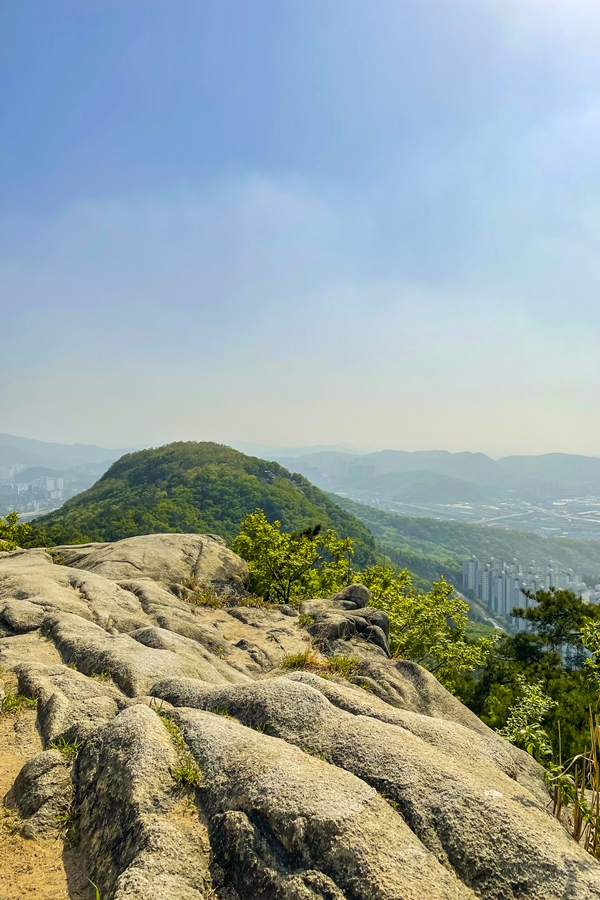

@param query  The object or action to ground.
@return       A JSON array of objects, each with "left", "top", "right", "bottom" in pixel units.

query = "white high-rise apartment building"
[{"left": 463, "top": 555, "right": 587, "bottom": 619}]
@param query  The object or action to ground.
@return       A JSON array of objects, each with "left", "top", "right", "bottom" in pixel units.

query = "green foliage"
[
  {"left": 461, "top": 589, "right": 600, "bottom": 761},
  {"left": 0, "top": 689, "right": 37, "bottom": 716},
  {"left": 326, "top": 655, "right": 360, "bottom": 679},
  {"left": 157, "top": 711, "right": 202, "bottom": 789},
  {"left": 359, "top": 566, "right": 492, "bottom": 691},
  {"left": 90, "top": 670, "right": 112, "bottom": 682},
  {"left": 281, "top": 649, "right": 322, "bottom": 670},
  {"left": 581, "top": 620, "right": 600, "bottom": 689},
  {"left": 464, "top": 621, "right": 498, "bottom": 642},
  {"left": 498, "top": 675, "right": 556, "bottom": 763},
  {"left": 0, "top": 511, "right": 32, "bottom": 552},
  {"left": 27, "top": 442, "right": 376, "bottom": 566},
  {"left": 50, "top": 736, "right": 82, "bottom": 761},
  {"left": 233, "top": 510, "right": 354, "bottom": 602},
  {"left": 235, "top": 511, "right": 490, "bottom": 693},
  {"left": 512, "top": 587, "right": 600, "bottom": 655},
  {"left": 279, "top": 649, "right": 360, "bottom": 681}
]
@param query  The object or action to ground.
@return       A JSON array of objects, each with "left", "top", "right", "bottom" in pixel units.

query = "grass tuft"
[
  {"left": 50, "top": 735, "right": 82, "bottom": 761},
  {"left": 1, "top": 808, "right": 23, "bottom": 834},
  {"left": 326, "top": 655, "right": 360, "bottom": 679},
  {"left": 171, "top": 760, "right": 203, "bottom": 788},
  {"left": 0, "top": 689, "right": 37, "bottom": 716},
  {"left": 90, "top": 669, "right": 112, "bottom": 682},
  {"left": 182, "top": 580, "right": 226, "bottom": 608},
  {"left": 157, "top": 711, "right": 202, "bottom": 788},
  {"left": 280, "top": 650, "right": 360, "bottom": 681},
  {"left": 295, "top": 614, "right": 314, "bottom": 628},
  {"left": 281, "top": 649, "right": 323, "bottom": 671}
]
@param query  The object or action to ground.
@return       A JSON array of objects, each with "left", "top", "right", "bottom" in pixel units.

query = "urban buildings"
[{"left": 462, "top": 555, "right": 591, "bottom": 621}]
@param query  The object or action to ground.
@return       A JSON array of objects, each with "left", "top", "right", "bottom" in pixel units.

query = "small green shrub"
[{"left": 295, "top": 614, "right": 314, "bottom": 628}]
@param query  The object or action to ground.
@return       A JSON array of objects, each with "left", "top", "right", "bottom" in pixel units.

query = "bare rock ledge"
[{"left": 0, "top": 533, "right": 598, "bottom": 899}]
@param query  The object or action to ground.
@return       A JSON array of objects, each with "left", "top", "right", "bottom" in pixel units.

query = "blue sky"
[{"left": 2, "top": 0, "right": 600, "bottom": 455}]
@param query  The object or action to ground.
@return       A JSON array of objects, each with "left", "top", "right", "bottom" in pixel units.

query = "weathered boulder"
[
  {"left": 174, "top": 707, "right": 475, "bottom": 900},
  {"left": 1, "top": 535, "right": 599, "bottom": 900},
  {"left": 74, "top": 704, "right": 213, "bottom": 900},
  {"left": 53, "top": 533, "right": 248, "bottom": 590},
  {"left": 4, "top": 749, "right": 71, "bottom": 838}
]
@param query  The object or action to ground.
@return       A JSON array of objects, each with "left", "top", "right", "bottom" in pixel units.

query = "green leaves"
[
  {"left": 498, "top": 675, "right": 556, "bottom": 763},
  {"left": 513, "top": 587, "right": 600, "bottom": 655},
  {"left": 359, "top": 565, "right": 492, "bottom": 692},
  {"left": 0, "top": 511, "right": 32, "bottom": 552},
  {"left": 234, "top": 510, "right": 491, "bottom": 693},
  {"left": 233, "top": 510, "right": 354, "bottom": 603}
]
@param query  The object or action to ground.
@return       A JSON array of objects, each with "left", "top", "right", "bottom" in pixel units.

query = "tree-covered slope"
[
  {"left": 28, "top": 442, "right": 376, "bottom": 565},
  {"left": 329, "top": 494, "right": 600, "bottom": 583}
]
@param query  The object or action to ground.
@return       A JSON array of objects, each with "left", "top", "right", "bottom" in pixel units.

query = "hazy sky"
[{"left": 2, "top": 0, "right": 600, "bottom": 456}]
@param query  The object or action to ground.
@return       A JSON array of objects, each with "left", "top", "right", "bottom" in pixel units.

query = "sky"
[{"left": 2, "top": 0, "right": 600, "bottom": 456}]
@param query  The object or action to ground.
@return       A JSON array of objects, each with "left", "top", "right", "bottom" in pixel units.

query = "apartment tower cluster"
[{"left": 462, "top": 556, "right": 589, "bottom": 618}]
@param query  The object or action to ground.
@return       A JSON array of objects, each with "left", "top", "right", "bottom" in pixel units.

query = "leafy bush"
[
  {"left": 498, "top": 675, "right": 556, "bottom": 763},
  {"left": 359, "top": 565, "right": 492, "bottom": 691},
  {"left": 233, "top": 511, "right": 353, "bottom": 603},
  {"left": 234, "top": 510, "right": 491, "bottom": 692},
  {"left": 0, "top": 511, "right": 31, "bottom": 552}
]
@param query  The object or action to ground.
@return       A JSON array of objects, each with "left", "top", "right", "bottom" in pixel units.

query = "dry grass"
[
  {"left": 548, "top": 713, "right": 600, "bottom": 858},
  {"left": 280, "top": 650, "right": 360, "bottom": 681},
  {"left": 181, "top": 578, "right": 273, "bottom": 610}
]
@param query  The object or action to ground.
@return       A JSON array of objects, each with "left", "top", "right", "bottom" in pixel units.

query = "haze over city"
[{"left": 2, "top": 1, "right": 600, "bottom": 455}]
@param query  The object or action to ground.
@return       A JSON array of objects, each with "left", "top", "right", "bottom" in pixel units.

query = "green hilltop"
[{"left": 28, "top": 442, "right": 377, "bottom": 566}]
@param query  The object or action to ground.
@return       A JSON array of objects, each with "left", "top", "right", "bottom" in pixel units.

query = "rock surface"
[{"left": 0, "top": 534, "right": 599, "bottom": 899}]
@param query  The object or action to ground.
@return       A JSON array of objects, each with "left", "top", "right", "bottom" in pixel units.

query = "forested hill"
[
  {"left": 28, "top": 442, "right": 376, "bottom": 566},
  {"left": 330, "top": 494, "right": 600, "bottom": 584}
]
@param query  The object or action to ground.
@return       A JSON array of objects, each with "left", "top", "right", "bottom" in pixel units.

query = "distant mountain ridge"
[
  {"left": 0, "top": 433, "right": 134, "bottom": 471},
  {"left": 274, "top": 449, "right": 600, "bottom": 501}
]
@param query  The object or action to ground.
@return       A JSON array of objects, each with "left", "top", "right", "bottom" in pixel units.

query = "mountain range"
[
  {"left": 0, "top": 433, "right": 134, "bottom": 472},
  {"left": 273, "top": 449, "right": 600, "bottom": 502}
]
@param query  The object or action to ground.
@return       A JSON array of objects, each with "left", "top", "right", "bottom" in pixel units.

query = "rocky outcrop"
[{"left": 1, "top": 534, "right": 599, "bottom": 899}]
